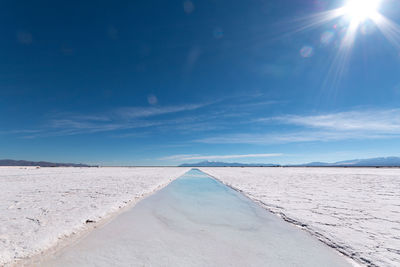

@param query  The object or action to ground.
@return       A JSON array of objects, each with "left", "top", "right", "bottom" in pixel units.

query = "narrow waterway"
[{"left": 40, "top": 169, "right": 353, "bottom": 266}]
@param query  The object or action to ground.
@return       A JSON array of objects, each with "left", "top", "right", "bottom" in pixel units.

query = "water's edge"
[
  {"left": 25, "top": 169, "right": 360, "bottom": 267},
  {"left": 18, "top": 172, "right": 188, "bottom": 267},
  {"left": 199, "top": 169, "right": 363, "bottom": 267}
]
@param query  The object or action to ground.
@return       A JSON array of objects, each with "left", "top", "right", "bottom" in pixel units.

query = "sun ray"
[
  {"left": 370, "top": 12, "right": 400, "bottom": 49},
  {"left": 286, "top": 0, "right": 399, "bottom": 92},
  {"left": 341, "top": 19, "right": 361, "bottom": 48},
  {"left": 286, "top": 8, "right": 345, "bottom": 34}
]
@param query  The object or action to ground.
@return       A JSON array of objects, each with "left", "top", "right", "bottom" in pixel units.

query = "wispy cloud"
[
  {"left": 159, "top": 153, "right": 282, "bottom": 161},
  {"left": 0, "top": 129, "right": 42, "bottom": 135},
  {"left": 40, "top": 119, "right": 163, "bottom": 137},
  {"left": 116, "top": 103, "right": 207, "bottom": 119},
  {"left": 197, "top": 131, "right": 398, "bottom": 145},
  {"left": 4, "top": 94, "right": 283, "bottom": 139},
  {"left": 15, "top": 95, "right": 385, "bottom": 145},
  {"left": 271, "top": 109, "right": 400, "bottom": 132},
  {"left": 15, "top": 102, "right": 211, "bottom": 138},
  {"left": 199, "top": 108, "right": 400, "bottom": 145}
]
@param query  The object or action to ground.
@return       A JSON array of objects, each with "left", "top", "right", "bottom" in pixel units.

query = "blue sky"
[{"left": 1, "top": 0, "right": 400, "bottom": 165}]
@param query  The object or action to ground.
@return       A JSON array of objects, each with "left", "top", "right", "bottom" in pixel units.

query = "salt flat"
[
  {"left": 40, "top": 169, "right": 352, "bottom": 267},
  {"left": 200, "top": 167, "right": 400, "bottom": 267},
  {"left": 0, "top": 167, "right": 189, "bottom": 266}
]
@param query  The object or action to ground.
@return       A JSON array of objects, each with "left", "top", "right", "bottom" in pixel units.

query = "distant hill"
[
  {"left": 0, "top": 159, "right": 91, "bottom": 167},
  {"left": 180, "top": 157, "right": 400, "bottom": 167},
  {"left": 296, "top": 157, "right": 400, "bottom": 167},
  {"left": 179, "top": 161, "right": 280, "bottom": 167}
]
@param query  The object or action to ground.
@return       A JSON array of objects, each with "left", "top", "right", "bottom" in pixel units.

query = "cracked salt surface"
[
  {"left": 200, "top": 167, "right": 400, "bottom": 267},
  {"left": 39, "top": 169, "right": 352, "bottom": 267},
  {"left": 0, "top": 167, "right": 189, "bottom": 266}
]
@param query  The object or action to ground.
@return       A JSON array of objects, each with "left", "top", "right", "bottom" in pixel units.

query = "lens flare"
[
  {"left": 321, "top": 31, "right": 335, "bottom": 45},
  {"left": 300, "top": 46, "right": 314, "bottom": 58}
]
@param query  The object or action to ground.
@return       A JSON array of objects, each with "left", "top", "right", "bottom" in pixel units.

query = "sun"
[
  {"left": 288, "top": 0, "right": 399, "bottom": 88},
  {"left": 342, "top": 0, "right": 382, "bottom": 22}
]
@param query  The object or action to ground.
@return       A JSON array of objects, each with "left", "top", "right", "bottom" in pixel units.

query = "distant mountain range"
[
  {"left": 0, "top": 159, "right": 91, "bottom": 167},
  {"left": 179, "top": 157, "right": 400, "bottom": 167},
  {"left": 296, "top": 157, "right": 400, "bottom": 167},
  {"left": 179, "top": 161, "right": 280, "bottom": 167},
  {"left": 1, "top": 157, "right": 400, "bottom": 167}
]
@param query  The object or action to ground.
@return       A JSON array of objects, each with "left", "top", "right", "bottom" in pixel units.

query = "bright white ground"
[
  {"left": 200, "top": 167, "right": 400, "bottom": 267},
  {"left": 0, "top": 167, "right": 189, "bottom": 266},
  {"left": 39, "top": 169, "right": 352, "bottom": 267}
]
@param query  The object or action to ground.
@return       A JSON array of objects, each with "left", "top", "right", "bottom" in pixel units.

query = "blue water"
[
  {"left": 161, "top": 169, "right": 267, "bottom": 231},
  {"left": 40, "top": 169, "right": 353, "bottom": 267}
]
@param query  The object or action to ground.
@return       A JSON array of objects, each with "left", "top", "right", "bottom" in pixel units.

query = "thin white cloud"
[
  {"left": 6, "top": 95, "right": 280, "bottom": 138},
  {"left": 11, "top": 103, "right": 400, "bottom": 144},
  {"left": 197, "top": 131, "right": 398, "bottom": 145},
  {"left": 160, "top": 153, "right": 282, "bottom": 161},
  {"left": 259, "top": 109, "right": 400, "bottom": 132},
  {"left": 199, "top": 108, "right": 400, "bottom": 145},
  {"left": 18, "top": 102, "right": 211, "bottom": 138},
  {"left": 0, "top": 129, "right": 42, "bottom": 135},
  {"left": 47, "top": 119, "right": 162, "bottom": 135},
  {"left": 116, "top": 103, "right": 207, "bottom": 119},
  {"left": 159, "top": 154, "right": 198, "bottom": 161},
  {"left": 273, "top": 109, "right": 400, "bottom": 132}
]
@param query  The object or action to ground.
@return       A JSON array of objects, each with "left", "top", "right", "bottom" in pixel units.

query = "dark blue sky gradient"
[{"left": 1, "top": 0, "right": 400, "bottom": 165}]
